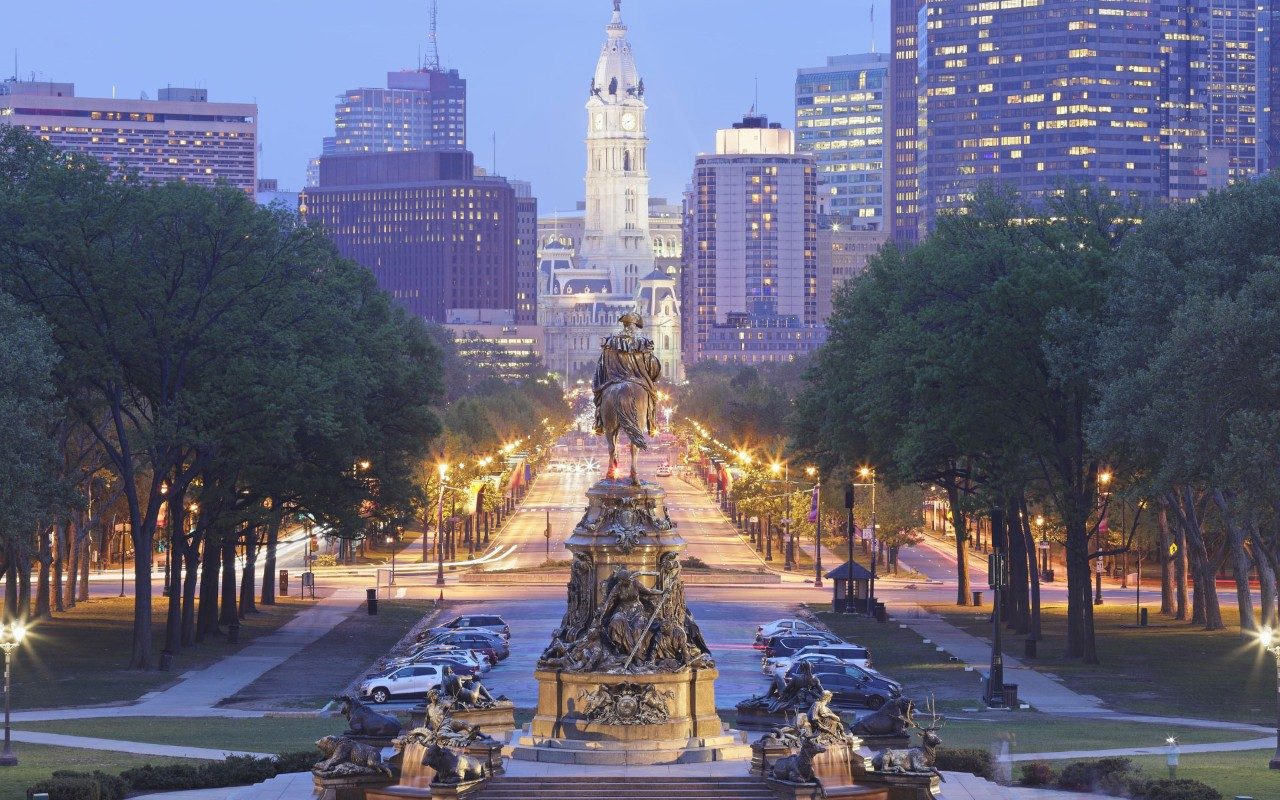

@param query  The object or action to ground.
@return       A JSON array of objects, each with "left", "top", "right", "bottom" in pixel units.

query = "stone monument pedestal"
[
  {"left": 313, "top": 772, "right": 397, "bottom": 800},
  {"left": 409, "top": 702, "right": 515, "bottom": 738}
]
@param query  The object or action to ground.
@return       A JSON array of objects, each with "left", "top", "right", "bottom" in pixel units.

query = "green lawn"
[
  {"left": 14, "top": 716, "right": 339, "bottom": 754},
  {"left": 1041, "top": 749, "right": 1278, "bottom": 800},
  {"left": 941, "top": 716, "right": 1249, "bottom": 755},
  {"left": 0, "top": 744, "right": 197, "bottom": 800},
  {"left": 13, "top": 595, "right": 318, "bottom": 710},
  {"left": 922, "top": 601, "right": 1276, "bottom": 724}
]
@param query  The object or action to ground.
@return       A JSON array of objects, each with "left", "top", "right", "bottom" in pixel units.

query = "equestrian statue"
[{"left": 592, "top": 312, "right": 661, "bottom": 485}]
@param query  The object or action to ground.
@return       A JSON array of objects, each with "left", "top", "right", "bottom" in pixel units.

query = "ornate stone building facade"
[{"left": 537, "top": 1, "right": 682, "bottom": 386}]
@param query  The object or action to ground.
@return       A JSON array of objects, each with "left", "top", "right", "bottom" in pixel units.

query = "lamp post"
[
  {"left": 0, "top": 621, "right": 25, "bottom": 766},
  {"left": 984, "top": 506, "right": 1007, "bottom": 708},
  {"left": 386, "top": 532, "right": 396, "bottom": 586},
  {"left": 115, "top": 521, "right": 130, "bottom": 598},
  {"left": 844, "top": 483, "right": 855, "bottom": 614},
  {"left": 859, "top": 467, "right": 877, "bottom": 615},
  {"left": 436, "top": 463, "right": 447, "bottom": 587},
  {"left": 1096, "top": 470, "right": 1112, "bottom": 605},
  {"left": 1259, "top": 627, "right": 1280, "bottom": 769},
  {"left": 772, "top": 462, "right": 796, "bottom": 571},
  {"left": 807, "top": 466, "right": 823, "bottom": 589}
]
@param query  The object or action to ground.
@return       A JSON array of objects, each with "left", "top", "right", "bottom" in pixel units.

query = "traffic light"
[
  {"left": 990, "top": 506, "right": 1007, "bottom": 550},
  {"left": 844, "top": 485, "right": 855, "bottom": 509}
]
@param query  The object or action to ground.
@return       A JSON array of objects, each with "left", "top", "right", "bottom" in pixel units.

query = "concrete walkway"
[
  {"left": 12, "top": 587, "right": 367, "bottom": 722},
  {"left": 1011, "top": 736, "right": 1275, "bottom": 763},
  {"left": 8, "top": 729, "right": 271, "bottom": 760}
]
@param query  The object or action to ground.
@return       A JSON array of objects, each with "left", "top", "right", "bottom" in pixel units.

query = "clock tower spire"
[{"left": 581, "top": 0, "right": 652, "bottom": 296}]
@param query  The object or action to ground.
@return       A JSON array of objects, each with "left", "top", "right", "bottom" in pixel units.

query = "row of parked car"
[
  {"left": 357, "top": 614, "right": 511, "bottom": 704},
  {"left": 754, "top": 618, "right": 902, "bottom": 711}
]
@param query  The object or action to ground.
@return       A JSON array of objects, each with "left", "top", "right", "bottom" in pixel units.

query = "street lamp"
[
  {"left": 386, "top": 532, "right": 396, "bottom": 586},
  {"left": 0, "top": 621, "right": 25, "bottom": 766},
  {"left": 1096, "top": 470, "right": 1113, "bottom": 605},
  {"left": 436, "top": 463, "right": 448, "bottom": 587},
  {"left": 1260, "top": 627, "right": 1280, "bottom": 769},
  {"left": 859, "top": 467, "right": 878, "bottom": 614},
  {"left": 807, "top": 466, "right": 823, "bottom": 588}
]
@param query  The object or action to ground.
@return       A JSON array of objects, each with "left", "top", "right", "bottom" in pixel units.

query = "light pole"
[
  {"left": 1096, "top": 470, "right": 1112, "bottom": 605},
  {"left": 772, "top": 462, "right": 796, "bottom": 571},
  {"left": 985, "top": 506, "right": 1007, "bottom": 708},
  {"left": 844, "top": 483, "right": 855, "bottom": 614},
  {"left": 807, "top": 466, "right": 823, "bottom": 589},
  {"left": 115, "top": 521, "right": 130, "bottom": 598},
  {"left": 386, "top": 532, "right": 396, "bottom": 586},
  {"left": 0, "top": 621, "right": 25, "bottom": 766},
  {"left": 436, "top": 463, "right": 448, "bottom": 587},
  {"left": 858, "top": 467, "right": 877, "bottom": 614},
  {"left": 1259, "top": 627, "right": 1280, "bottom": 769}
]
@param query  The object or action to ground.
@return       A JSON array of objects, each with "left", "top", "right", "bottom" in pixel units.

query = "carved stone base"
[
  {"left": 509, "top": 730, "right": 750, "bottom": 766},
  {"left": 734, "top": 706, "right": 801, "bottom": 731},
  {"left": 529, "top": 668, "right": 723, "bottom": 743},
  {"left": 408, "top": 702, "right": 515, "bottom": 738},
  {"left": 857, "top": 771, "right": 942, "bottom": 800},
  {"left": 428, "top": 778, "right": 486, "bottom": 799},
  {"left": 462, "top": 741, "right": 505, "bottom": 776},
  {"left": 313, "top": 772, "right": 397, "bottom": 800},
  {"left": 858, "top": 733, "right": 911, "bottom": 751},
  {"left": 765, "top": 777, "right": 824, "bottom": 800},
  {"left": 750, "top": 740, "right": 792, "bottom": 776}
]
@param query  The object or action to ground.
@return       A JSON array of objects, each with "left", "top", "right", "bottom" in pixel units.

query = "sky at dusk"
[{"left": 4, "top": 1, "right": 890, "bottom": 212}]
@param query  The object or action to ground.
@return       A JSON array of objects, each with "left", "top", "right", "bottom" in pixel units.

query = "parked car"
[
  {"left": 358, "top": 663, "right": 445, "bottom": 704},
  {"left": 403, "top": 639, "right": 495, "bottom": 667},
  {"left": 763, "top": 647, "right": 865, "bottom": 677},
  {"left": 814, "top": 671, "right": 897, "bottom": 710},
  {"left": 384, "top": 648, "right": 488, "bottom": 675},
  {"left": 426, "top": 614, "right": 511, "bottom": 641},
  {"left": 761, "top": 633, "right": 843, "bottom": 659},
  {"left": 780, "top": 643, "right": 872, "bottom": 671},
  {"left": 427, "top": 631, "right": 510, "bottom": 662},
  {"left": 754, "top": 619, "right": 821, "bottom": 647},
  {"left": 796, "top": 661, "right": 903, "bottom": 699}
]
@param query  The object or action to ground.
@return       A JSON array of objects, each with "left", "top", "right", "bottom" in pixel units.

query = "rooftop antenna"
[
  {"left": 752, "top": 75, "right": 758, "bottom": 115},
  {"left": 492, "top": 131, "right": 497, "bottom": 175},
  {"left": 425, "top": 0, "right": 441, "bottom": 71},
  {"left": 870, "top": 2, "right": 877, "bottom": 54}
]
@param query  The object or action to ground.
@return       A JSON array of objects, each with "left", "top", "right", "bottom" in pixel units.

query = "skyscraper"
[
  {"left": 510, "top": 179, "right": 539, "bottom": 325},
  {"left": 892, "top": 0, "right": 1274, "bottom": 235},
  {"left": 682, "top": 114, "right": 821, "bottom": 365},
  {"left": 322, "top": 68, "right": 466, "bottom": 156},
  {"left": 796, "top": 53, "right": 890, "bottom": 228},
  {"left": 0, "top": 79, "right": 257, "bottom": 192},
  {"left": 538, "top": 1, "right": 681, "bottom": 384},
  {"left": 301, "top": 149, "right": 517, "bottom": 324}
]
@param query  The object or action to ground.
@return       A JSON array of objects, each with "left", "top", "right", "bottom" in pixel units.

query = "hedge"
[{"left": 27, "top": 751, "right": 316, "bottom": 798}]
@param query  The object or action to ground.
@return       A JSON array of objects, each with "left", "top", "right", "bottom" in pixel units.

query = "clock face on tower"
[
  {"left": 593, "top": 113, "right": 606, "bottom": 131},
  {"left": 621, "top": 112, "right": 637, "bottom": 131}
]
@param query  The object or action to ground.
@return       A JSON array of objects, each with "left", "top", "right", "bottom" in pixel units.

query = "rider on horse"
[{"left": 592, "top": 312, "right": 662, "bottom": 483}]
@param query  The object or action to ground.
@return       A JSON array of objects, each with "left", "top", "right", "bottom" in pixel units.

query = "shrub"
[
  {"left": 273, "top": 750, "right": 317, "bottom": 773},
  {"left": 1133, "top": 778, "right": 1222, "bottom": 800},
  {"left": 49, "top": 771, "right": 126, "bottom": 800},
  {"left": 1018, "top": 761, "right": 1056, "bottom": 787},
  {"left": 312, "top": 554, "right": 338, "bottom": 567},
  {"left": 1057, "top": 757, "right": 1139, "bottom": 794},
  {"left": 681, "top": 556, "right": 710, "bottom": 570},
  {"left": 933, "top": 748, "right": 993, "bottom": 779},
  {"left": 27, "top": 775, "right": 100, "bottom": 800}
]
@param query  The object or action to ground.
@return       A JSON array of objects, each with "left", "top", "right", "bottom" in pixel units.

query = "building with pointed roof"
[{"left": 538, "top": 1, "right": 683, "bottom": 385}]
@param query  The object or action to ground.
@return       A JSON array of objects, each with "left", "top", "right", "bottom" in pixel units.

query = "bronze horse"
[{"left": 599, "top": 379, "right": 652, "bottom": 485}]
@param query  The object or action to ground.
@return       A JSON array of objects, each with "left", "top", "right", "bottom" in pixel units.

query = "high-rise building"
[
  {"left": 537, "top": 1, "right": 682, "bottom": 385},
  {"left": 509, "top": 179, "right": 539, "bottom": 325},
  {"left": 300, "top": 149, "right": 517, "bottom": 323},
  {"left": 322, "top": 68, "right": 466, "bottom": 155},
  {"left": 536, "top": 197, "right": 681, "bottom": 278},
  {"left": 816, "top": 216, "right": 887, "bottom": 321},
  {"left": 682, "top": 114, "right": 821, "bottom": 365},
  {"left": 0, "top": 79, "right": 257, "bottom": 192},
  {"left": 893, "top": 0, "right": 1273, "bottom": 235},
  {"left": 796, "top": 53, "right": 890, "bottom": 228}
]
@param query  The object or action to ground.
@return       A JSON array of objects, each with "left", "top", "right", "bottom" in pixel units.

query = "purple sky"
[{"left": 5, "top": 0, "right": 888, "bottom": 211}]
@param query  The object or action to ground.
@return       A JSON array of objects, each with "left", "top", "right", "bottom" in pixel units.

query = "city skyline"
[{"left": 2, "top": 0, "right": 886, "bottom": 210}]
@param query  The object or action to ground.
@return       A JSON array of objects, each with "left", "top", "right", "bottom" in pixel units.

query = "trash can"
[
  {"left": 279, "top": 569, "right": 289, "bottom": 596},
  {"left": 972, "top": 590, "right": 983, "bottom": 606},
  {"left": 1140, "top": 607, "right": 1149, "bottom": 627},
  {"left": 1024, "top": 638, "right": 1037, "bottom": 658},
  {"left": 1002, "top": 683, "right": 1019, "bottom": 708},
  {"left": 874, "top": 602, "right": 888, "bottom": 622},
  {"left": 366, "top": 587, "right": 378, "bottom": 615}
]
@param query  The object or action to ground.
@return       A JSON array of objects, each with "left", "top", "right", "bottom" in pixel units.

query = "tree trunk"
[
  {"left": 240, "top": 528, "right": 258, "bottom": 618},
  {"left": 162, "top": 495, "right": 185, "bottom": 666},
  {"left": 181, "top": 527, "right": 200, "bottom": 647},
  {"left": 261, "top": 509, "right": 280, "bottom": 606},
  {"left": 219, "top": 531, "right": 238, "bottom": 626},
  {"left": 1006, "top": 499, "right": 1030, "bottom": 635},
  {"left": 947, "top": 483, "right": 971, "bottom": 605},
  {"left": 1253, "top": 532, "right": 1278, "bottom": 630},
  {"left": 77, "top": 528, "right": 90, "bottom": 603},
  {"left": 1156, "top": 504, "right": 1174, "bottom": 615},
  {"left": 35, "top": 522, "right": 52, "bottom": 618},
  {"left": 54, "top": 519, "right": 69, "bottom": 613},
  {"left": 18, "top": 547, "right": 32, "bottom": 620},
  {"left": 196, "top": 524, "right": 223, "bottom": 641},
  {"left": 4, "top": 542, "right": 16, "bottom": 621},
  {"left": 1174, "top": 486, "right": 1223, "bottom": 630},
  {"left": 1064, "top": 513, "right": 1098, "bottom": 663},
  {"left": 1213, "top": 489, "right": 1256, "bottom": 633},
  {"left": 1020, "top": 497, "right": 1042, "bottom": 642}
]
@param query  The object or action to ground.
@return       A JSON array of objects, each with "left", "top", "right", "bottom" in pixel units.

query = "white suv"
[{"left": 358, "top": 664, "right": 444, "bottom": 704}]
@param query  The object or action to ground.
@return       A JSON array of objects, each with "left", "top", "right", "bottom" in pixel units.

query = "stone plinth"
[
  {"left": 409, "top": 703, "right": 515, "bottom": 738},
  {"left": 313, "top": 772, "right": 397, "bottom": 800},
  {"left": 427, "top": 778, "right": 486, "bottom": 799},
  {"left": 750, "top": 739, "right": 792, "bottom": 776},
  {"left": 529, "top": 668, "right": 722, "bottom": 742},
  {"left": 735, "top": 706, "right": 800, "bottom": 732},
  {"left": 858, "top": 733, "right": 911, "bottom": 751},
  {"left": 856, "top": 772, "right": 942, "bottom": 800},
  {"left": 462, "top": 741, "right": 505, "bottom": 776}
]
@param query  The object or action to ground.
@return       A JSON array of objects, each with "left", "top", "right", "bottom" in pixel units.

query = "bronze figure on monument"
[{"left": 593, "top": 312, "right": 660, "bottom": 485}]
